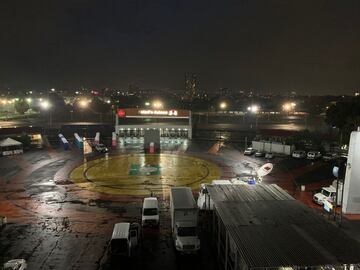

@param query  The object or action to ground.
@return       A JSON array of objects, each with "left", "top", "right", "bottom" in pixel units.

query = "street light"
[
  {"left": 282, "top": 102, "right": 296, "bottom": 113},
  {"left": 152, "top": 100, "right": 163, "bottom": 109},
  {"left": 79, "top": 99, "right": 89, "bottom": 108},
  {"left": 247, "top": 105, "right": 260, "bottom": 129},
  {"left": 247, "top": 105, "right": 259, "bottom": 113},
  {"left": 282, "top": 103, "right": 291, "bottom": 112},
  {"left": 145, "top": 102, "right": 150, "bottom": 106},
  {"left": 219, "top": 102, "right": 227, "bottom": 110},
  {"left": 40, "top": 100, "right": 52, "bottom": 127},
  {"left": 78, "top": 99, "right": 90, "bottom": 121},
  {"left": 40, "top": 100, "right": 51, "bottom": 110},
  {"left": 26, "top": 98, "right": 32, "bottom": 104}
]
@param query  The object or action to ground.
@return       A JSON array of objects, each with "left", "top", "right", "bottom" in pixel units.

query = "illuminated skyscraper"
[{"left": 184, "top": 73, "right": 198, "bottom": 101}]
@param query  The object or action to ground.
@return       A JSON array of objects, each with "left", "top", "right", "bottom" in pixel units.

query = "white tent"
[
  {"left": 0, "top": 138, "right": 22, "bottom": 147},
  {"left": 0, "top": 138, "right": 23, "bottom": 156}
]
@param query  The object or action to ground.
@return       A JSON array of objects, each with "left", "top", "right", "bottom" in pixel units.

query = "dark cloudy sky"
[{"left": 0, "top": 0, "right": 360, "bottom": 94}]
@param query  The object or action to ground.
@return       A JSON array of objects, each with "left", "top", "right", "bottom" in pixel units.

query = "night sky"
[{"left": 1, "top": 0, "right": 360, "bottom": 94}]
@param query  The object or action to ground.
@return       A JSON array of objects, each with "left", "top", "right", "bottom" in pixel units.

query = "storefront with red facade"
[{"left": 115, "top": 108, "right": 192, "bottom": 139}]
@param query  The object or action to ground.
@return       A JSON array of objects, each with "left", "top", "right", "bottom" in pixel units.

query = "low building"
[
  {"left": 115, "top": 108, "right": 192, "bottom": 139},
  {"left": 206, "top": 184, "right": 360, "bottom": 270}
]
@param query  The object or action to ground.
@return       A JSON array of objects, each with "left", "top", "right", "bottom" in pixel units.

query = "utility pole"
[{"left": 49, "top": 109, "right": 52, "bottom": 128}]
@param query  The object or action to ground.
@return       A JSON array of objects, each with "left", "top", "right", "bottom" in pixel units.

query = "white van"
[
  {"left": 141, "top": 197, "right": 159, "bottom": 227},
  {"left": 109, "top": 223, "right": 140, "bottom": 257}
]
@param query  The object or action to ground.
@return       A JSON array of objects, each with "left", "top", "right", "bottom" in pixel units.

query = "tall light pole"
[
  {"left": 78, "top": 99, "right": 89, "bottom": 121},
  {"left": 247, "top": 105, "right": 259, "bottom": 129},
  {"left": 40, "top": 100, "right": 52, "bottom": 127}
]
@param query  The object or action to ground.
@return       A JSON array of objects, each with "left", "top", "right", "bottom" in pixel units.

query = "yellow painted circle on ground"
[{"left": 69, "top": 154, "right": 221, "bottom": 196}]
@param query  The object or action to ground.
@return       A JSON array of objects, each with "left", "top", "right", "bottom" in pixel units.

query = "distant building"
[
  {"left": 128, "top": 84, "right": 140, "bottom": 95},
  {"left": 184, "top": 73, "right": 198, "bottom": 101},
  {"left": 218, "top": 87, "right": 231, "bottom": 97}
]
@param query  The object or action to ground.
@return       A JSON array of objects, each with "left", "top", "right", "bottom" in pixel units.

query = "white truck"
[
  {"left": 170, "top": 187, "right": 200, "bottom": 254},
  {"left": 313, "top": 180, "right": 343, "bottom": 206}
]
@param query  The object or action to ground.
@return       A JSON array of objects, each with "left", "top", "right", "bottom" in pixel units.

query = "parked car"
[
  {"left": 244, "top": 147, "right": 255, "bottom": 155},
  {"left": 254, "top": 151, "right": 265, "bottom": 157},
  {"left": 3, "top": 259, "right": 27, "bottom": 270},
  {"left": 94, "top": 144, "right": 108, "bottom": 153},
  {"left": 141, "top": 197, "right": 159, "bottom": 227},
  {"left": 265, "top": 152, "right": 274, "bottom": 159},
  {"left": 307, "top": 151, "right": 322, "bottom": 160},
  {"left": 322, "top": 152, "right": 338, "bottom": 161},
  {"left": 292, "top": 150, "right": 306, "bottom": 158}
]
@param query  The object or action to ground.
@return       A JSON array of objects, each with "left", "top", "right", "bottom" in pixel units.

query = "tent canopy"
[{"left": 0, "top": 138, "right": 22, "bottom": 147}]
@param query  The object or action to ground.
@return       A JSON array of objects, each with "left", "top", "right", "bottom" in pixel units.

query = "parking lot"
[{"left": 1, "top": 139, "right": 358, "bottom": 269}]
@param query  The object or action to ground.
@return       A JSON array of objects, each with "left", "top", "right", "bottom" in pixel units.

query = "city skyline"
[{"left": 1, "top": 0, "right": 360, "bottom": 94}]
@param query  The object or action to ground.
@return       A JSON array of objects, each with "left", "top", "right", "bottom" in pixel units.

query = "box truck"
[{"left": 170, "top": 187, "right": 200, "bottom": 254}]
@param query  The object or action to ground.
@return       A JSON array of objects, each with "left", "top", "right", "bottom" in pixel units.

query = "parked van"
[
  {"left": 141, "top": 197, "right": 159, "bottom": 227},
  {"left": 307, "top": 151, "right": 322, "bottom": 160},
  {"left": 109, "top": 223, "right": 140, "bottom": 257}
]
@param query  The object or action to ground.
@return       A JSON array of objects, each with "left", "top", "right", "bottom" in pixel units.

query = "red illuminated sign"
[
  {"left": 117, "top": 109, "right": 126, "bottom": 118},
  {"left": 117, "top": 108, "right": 190, "bottom": 118}
]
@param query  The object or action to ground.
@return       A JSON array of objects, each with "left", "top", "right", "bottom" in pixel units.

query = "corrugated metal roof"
[
  {"left": 111, "top": 223, "right": 130, "bottom": 240},
  {"left": 207, "top": 184, "right": 360, "bottom": 268},
  {"left": 170, "top": 187, "right": 196, "bottom": 209}
]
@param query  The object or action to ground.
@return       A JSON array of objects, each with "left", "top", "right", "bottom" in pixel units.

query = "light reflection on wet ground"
[
  {"left": 1, "top": 139, "right": 353, "bottom": 269},
  {"left": 70, "top": 153, "right": 221, "bottom": 196},
  {"left": 0, "top": 141, "right": 227, "bottom": 269}
]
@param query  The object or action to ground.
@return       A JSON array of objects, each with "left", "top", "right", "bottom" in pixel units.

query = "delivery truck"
[{"left": 170, "top": 187, "right": 200, "bottom": 254}]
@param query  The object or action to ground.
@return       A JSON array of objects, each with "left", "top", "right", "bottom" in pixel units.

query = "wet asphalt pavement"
[{"left": 0, "top": 140, "right": 351, "bottom": 269}]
